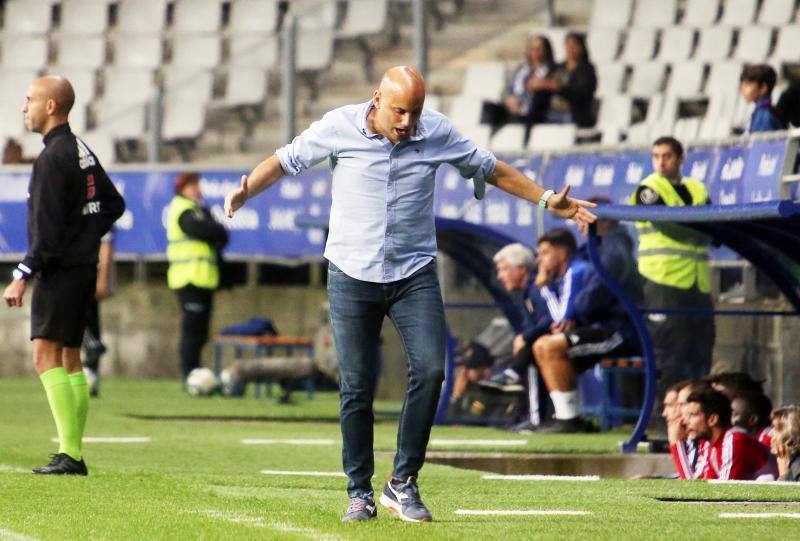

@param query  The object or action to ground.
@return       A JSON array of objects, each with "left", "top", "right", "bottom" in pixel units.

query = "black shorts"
[
  {"left": 565, "top": 327, "right": 639, "bottom": 373},
  {"left": 31, "top": 265, "right": 97, "bottom": 347}
]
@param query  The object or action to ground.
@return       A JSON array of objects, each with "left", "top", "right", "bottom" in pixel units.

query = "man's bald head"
[
  {"left": 34, "top": 76, "right": 75, "bottom": 116},
  {"left": 371, "top": 66, "right": 426, "bottom": 143},
  {"left": 24, "top": 76, "right": 74, "bottom": 135}
]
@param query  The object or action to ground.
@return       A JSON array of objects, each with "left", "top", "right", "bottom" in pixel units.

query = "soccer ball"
[
  {"left": 185, "top": 368, "right": 220, "bottom": 397},
  {"left": 220, "top": 368, "right": 245, "bottom": 397}
]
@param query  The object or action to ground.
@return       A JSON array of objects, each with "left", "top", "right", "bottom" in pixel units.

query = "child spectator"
[{"left": 740, "top": 64, "right": 786, "bottom": 133}]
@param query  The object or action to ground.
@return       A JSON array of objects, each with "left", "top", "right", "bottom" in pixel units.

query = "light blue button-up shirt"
[{"left": 275, "top": 100, "right": 497, "bottom": 283}]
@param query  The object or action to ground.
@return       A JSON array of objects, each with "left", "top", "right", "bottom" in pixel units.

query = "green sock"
[
  {"left": 69, "top": 371, "right": 89, "bottom": 453},
  {"left": 39, "top": 367, "right": 81, "bottom": 460}
]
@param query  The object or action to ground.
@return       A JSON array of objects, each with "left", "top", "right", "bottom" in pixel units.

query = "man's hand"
[
  {"left": 667, "top": 419, "right": 686, "bottom": 444},
  {"left": 550, "top": 320, "right": 575, "bottom": 333},
  {"left": 535, "top": 264, "right": 554, "bottom": 288},
  {"left": 3, "top": 279, "right": 27, "bottom": 308},
  {"left": 546, "top": 185, "right": 597, "bottom": 227},
  {"left": 512, "top": 334, "right": 527, "bottom": 356},
  {"left": 224, "top": 175, "right": 249, "bottom": 218}
]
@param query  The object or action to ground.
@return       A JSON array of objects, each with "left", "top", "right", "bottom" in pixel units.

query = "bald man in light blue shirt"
[{"left": 225, "top": 66, "right": 595, "bottom": 523}]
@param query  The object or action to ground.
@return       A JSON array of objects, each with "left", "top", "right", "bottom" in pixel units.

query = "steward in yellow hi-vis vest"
[
  {"left": 167, "top": 172, "right": 228, "bottom": 381},
  {"left": 630, "top": 136, "right": 715, "bottom": 395}
]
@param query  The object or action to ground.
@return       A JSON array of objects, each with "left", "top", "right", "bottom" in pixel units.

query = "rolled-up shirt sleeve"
[
  {"left": 442, "top": 121, "right": 497, "bottom": 200},
  {"left": 275, "top": 111, "right": 339, "bottom": 176}
]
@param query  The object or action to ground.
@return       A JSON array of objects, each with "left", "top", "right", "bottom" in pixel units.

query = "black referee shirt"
[{"left": 17, "top": 123, "right": 125, "bottom": 280}]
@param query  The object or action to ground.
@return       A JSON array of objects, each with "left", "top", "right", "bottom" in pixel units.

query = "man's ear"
[
  {"left": 45, "top": 98, "right": 57, "bottom": 116},
  {"left": 373, "top": 90, "right": 381, "bottom": 109},
  {"left": 708, "top": 412, "right": 719, "bottom": 428}
]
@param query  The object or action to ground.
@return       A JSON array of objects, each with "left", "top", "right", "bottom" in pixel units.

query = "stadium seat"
[
  {"left": 628, "top": 62, "right": 666, "bottom": 97},
  {"left": 644, "top": 93, "right": 665, "bottom": 123},
  {"left": 665, "top": 62, "right": 705, "bottom": 97},
  {"left": 425, "top": 95, "right": 442, "bottom": 113},
  {"left": 59, "top": 0, "right": 109, "bottom": 35},
  {"left": 595, "top": 62, "right": 627, "bottom": 98},
  {"left": 162, "top": 98, "right": 207, "bottom": 140},
  {"left": 80, "top": 130, "right": 116, "bottom": 163},
  {"left": 632, "top": 0, "right": 678, "bottom": 28},
  {"left": 66, "top": 100, "right": 89, "bottom": 133},
  {"left": 0, "top": 101, "right": 25, "bottom": 138},
  {"left": 0, "top": 36, "right": 48, "bottom": 70},
  {"left": 459, "top": 62, "right": 506, "bottom": 101},
  {"left": 600, "top": 125, "right": 623, "bottom": 145},
  {"left": 458, "top": 124, "right": 491, "bottom": 149},
  {"left": 115, "top": 0, "right": 168, "bottom": 35},
  {"left": 597, "top": 95, "right": 633, "bottom": 128},
  {"left": 771, "top": 25, "right": 800, "bottom": 62},
  {"left": 111, "top": 35, "right": 163, "bottom": 69},
  {"left": 527, "top": 124, "right": 576, "bottom": 151},
  {"left": 290, "top": 0, "right": 339, "bottom": 30},
  {"left": 297, "top": 29, "right": 334, "bottom": 71},
  {"left": 700, "top": 94, "right": 736, "bottom": 139},
  {"left": 54, "top": 36, "right": 106, "bottom": 69},
  {"left": 336, "top": 0, "right": 388, "bottom": 38},
  {"left": 94, "top": 103, "right": 147, "bottom": 139},
  {"left": 720, "top": 0, "right": 759, "bottom": 25},
  {"left": 170, "top": 35, "right": 221, "bottom": 69},
  {"left": 648, "top": 118, "right": 675, "bottom": 140},
  {"left": 657, "top": 27, "right": 695, "bottom": 62},
  {"left": 1, "top": 0, "right": 52, "bottom": 35},
  {"left": 682, "top": 0, "right": 720, "bottom": 26},
  {"left": 706, "top": 61, "right": 743, "bottom": 98},
  {"left": 587, "top": 29, "right": 620, "bottom": 63},
  {"left": 101, "top": 67, "right": 156, "bottom": 105},
  {"left": 734, "top": 27, "right": 774, "bottom": 63},
  {"left": 223, "top": 68, "right": 268, "bottom": 107},
  {"left": 172, "top": 0, "right": 223, "bottom": 34},
  {"left": 228, "top": 35, "right": 279, "bottom": 69},
  {"left": 19, "top": 131, "right": 44, "bottom": 157},
  {"left": 0, "top": 69, "right": 38, "bottom": 103},
  {"left": 228, "top": 0, "right": 280, "bottom": 35},
  {"left": 733, "top": 95, "right": 754, "bottom": 127},
  {"left": 590, "top": 0, "right": 633, "bottom": 29},
  {"left": 489, "top": 124, "right": 526, "bottom": 153},
  {"left": 657, "top": 95, "right": 679, "bottom": 123},
  {"left": 758, "top": 0, "right": 797, "bottom": 25},
  {"left": 625, "top": 122, "right": 650, "bottom": 145},
  {"left": 621, "top": 28, "right": 657, "bottom": 63},
  {"left": 673, "top": 117, "right": 701, "bottom": 143},
  {"left": 695, "top": 26, "right": 734, "bottom": 61},
  {"left": 448, "top": 95, "right": 485, "bottom": 131},
  {"left": 162, "top": 67, "right": 214, "bottom": 101}
]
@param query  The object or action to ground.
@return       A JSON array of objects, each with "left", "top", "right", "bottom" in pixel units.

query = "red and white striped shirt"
[
  {"left": 670, "top": 438, "right": 701, "bottom": 480},
  {"left": 695, "top": 427, "right": 772, "bottom": 480}
]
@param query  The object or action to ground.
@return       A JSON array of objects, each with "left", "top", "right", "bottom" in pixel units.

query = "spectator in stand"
[
  {"left": 529, "top": 32, "right": 597, "bottom": 128},
  {"left": 777, "top": 82, "right": 800, "bottom": 128},
  {"left": 2, "top": 138, "right": 28, "bottom": 164},
  {"left": 771, "top": 405, "right": 800, "bottom": 482},
  {"left": 740, "top": 64, "right": 786, "bottom": 133},
  {"left": 732, "top": 391, "right": 773, "bottom": 447},
  {"left": 683, "top": 389, "right": 773, "bottom": 480},
  {"left": 707, "top": 371, "right": 764, "bottom": 401}
]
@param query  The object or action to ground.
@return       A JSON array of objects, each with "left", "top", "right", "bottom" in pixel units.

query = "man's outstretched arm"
[
  {"left": 488, "top": 160, "right": 597, "bottom": 226},
  {"left": 224, "top": 155, "right": 286, "bottom": 217}
]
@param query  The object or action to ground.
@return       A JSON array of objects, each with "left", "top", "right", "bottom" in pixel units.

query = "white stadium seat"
[
  {"left": 59, "top": 0, "right": 109, "bottom": 35},
  {"left": 0, "top": 101, "right": 25, "bottom": 138},
  {"left": 111, "top": 35, "right": 162, "bottom": 69},
  {"left": 290, "top": 0, "right": 339, "bottom": 31},
  {"left": 706, "top": 61, "right": 744, "bottom": 98},
  {"left": 528, "top": 124, "right": 576, "bottom": 151},
  {"left": 633, "top": 0, "right": 678, "bottom": 28},
  {"left": 297, "top": 30, "right": 334, "bottom": 71},
  {"left": 628, "top": 62, "right": 666, "bottom": 97},
  {"left": 54, "top": 36, "right": 106, "bottom": 69},
  {"left": 115, "top": 0, "right": 168, "bottom": 35},
  {"left": 771, "top": 25, "right": 800, "bottom": 62},
  {"left": 66, "top": 100, "right": 89, "bottom": 133},
  {"left": 162, "top": 98, "right": 206, "bottom": 140},
  {"left": 102, "top": 67, "right": 156, "bottom": 104},
  {"left": 172, "top": 0, "right": 223, "bottom": 34},
  {"left": 448, "top": 95, "right": 484, "bottom": 132},
  {"left": 228, "top": 35, "right": 279, "bottom": 69},
  {"left": 695, "top": 27, "right": 734, "bottom": 61},
  {"left": 459, "top": 62, "right": 506, "bottom": 101},
  {"left": 721, "top": 0, "right": 759, "bottom": 26},
  {"left": 1, "top": 0, "right": 52, "bottom": 35},
  {"left": 223, "top": 68, "right": 268, "bottom": 106},
  {"left": 162, "top": 67, "right": 214, "bottom": 101},
  {"left": 658, "top": 27, "right": 695, "bottom": 62},
  {"left": 337, "top": 0, "right": 388, "bottom": 38},
  {"left": 587, "top": 29, "right": 620, "bottom": 63},
  {"left": 644, "top": 93, "right": 665, "bottom": 124},
  {"left": 93, "top": 103, "right": 146, "bottom": 138},
  {"left": 590, "top": 0, "right": 633, "bottom": 28},
  {"left": 0, "top": 36, "right": 48, "bottom": 70},
  {"left": 622, "top": 28, "right": 657, "bottom": 63},
  {"left": 459, "top": 124, "right": 492, "bottom": 149},
  {"left": 597, "top": 95, "right": 633, "bottom": 128},
  {"left": 682, "top": 0, "right": 720, "bottom": 26},
  {"left": 648, "top": 118, "right": 675, "bottom": 140},
  {"left": 0, "top": 69, "right": 38, "bottom": 103},
  {"left": 595, "top": 62, "right": 627, "bottom": 97},
  {"left": 626, "top": 122, "right": 650, "bottom": 145},
  {"left": 658, "top": 95, "right": 679, "bottom": 123},
  {"left": 489, "top": 124, "right": 527, "bottom": 153},
  {"left": 229, "top": 0, "right": 280, "bottom": 35},
  {"left": 758, "top": 0, "right": 797, "bottom": 25},
  {"left": 48, "top": 67, "right": 97, "bottom": 102},
  {"left": 20, "top": 131, "right": 45, "bottom": 158},
  {"left": 80, "top": 131, "right": 116, "bottom": 164},
  {"left": 734, "top": 27, "right": 774, "bottom": 63},
  {"left": 170, "top": 35, "right": 221, "bottom": 69},
  {"left": 665, "top": 62, "right": 705, "bottom": 97},
  {"left": 673, "top": 117, "right": 701, "bottom": 143}
]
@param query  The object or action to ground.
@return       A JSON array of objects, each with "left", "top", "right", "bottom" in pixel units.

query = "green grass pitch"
[{"left": 1, "top": 378, "right": 798, "bottom": 540}]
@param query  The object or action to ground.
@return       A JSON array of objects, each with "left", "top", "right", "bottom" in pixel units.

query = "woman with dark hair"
[{"left": 530, "top": 32, "right": 597, "bottom": 127}]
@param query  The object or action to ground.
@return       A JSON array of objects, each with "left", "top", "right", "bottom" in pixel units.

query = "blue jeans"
[{"left": 327, "top": 261, "right": 446, "bottom": 498}]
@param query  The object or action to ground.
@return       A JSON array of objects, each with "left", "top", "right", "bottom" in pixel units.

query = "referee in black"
[{"left": 3, "top": 76, "right": 125, "bottom": 475}]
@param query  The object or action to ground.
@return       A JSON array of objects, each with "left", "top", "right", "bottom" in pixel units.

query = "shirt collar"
[
  {"left": 358, "top": 100, "right": 428, "bottom": 142},
  {"left": 43, "top": 123, "right": 71, "bottom": 146},
  {"left": 754, "top": 95, "right": 772, "bottom": 109}
]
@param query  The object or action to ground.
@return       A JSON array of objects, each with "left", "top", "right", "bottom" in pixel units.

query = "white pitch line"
[
  {"left": 242, "top": 439, "right": 336, "bottom": 446},
  {"left": 0, "top": 465, "right": 29, "bottom": 474},
  {"left": 50, "top": 437, "right": 150, "bottom": 444},
  {"left": 429, "top": 439, "right": 528, "bottom": 447},
  {"left": 709, "top": 479, "right": 800, "bottom": 486},
  {"left": 720, "top": 513, "right": 800, "bottom": 519},
  {"left": 482, "top": 474, "right": 600, "bottom": 482},
  {"left": 455, "top": 510, "right": 593, "bottom": 516},
  {"left": 0, "top": 529, "right": 42, "bottom": 541},
  {"left": 261, "top": 469, "right": 347, "bottom": 478}
]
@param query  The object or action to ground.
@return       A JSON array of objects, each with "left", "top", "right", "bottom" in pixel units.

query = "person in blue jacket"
[{"left": 740, "top": 64, "right": 786, "bottom": 133}]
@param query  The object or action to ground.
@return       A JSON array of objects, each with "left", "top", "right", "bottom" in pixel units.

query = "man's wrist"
[
  {"left": 12, "top": 263, "right": 31, "bottom": 281},
  {"left": 539, "top": 189, "right": 555, "bottom": 209}
]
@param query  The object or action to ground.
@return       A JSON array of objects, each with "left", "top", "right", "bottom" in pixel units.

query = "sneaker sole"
[{"left": 378, "top": 494, "right": 431, "bottom": 523}]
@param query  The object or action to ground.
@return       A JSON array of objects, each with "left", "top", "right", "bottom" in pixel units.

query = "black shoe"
[
  {"left": 32, "top": 453, "right": 88, "bottom": 476},
  {"left": 537, "top": 417, "right": 596, "bottom": 434},
  {"left": 379, "top": 476, "right": 432, "bottom": 522}
]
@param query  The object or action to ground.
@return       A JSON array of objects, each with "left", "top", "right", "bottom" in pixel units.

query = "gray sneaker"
[
  {"left": 379, "top": 476, "right": 432, "bottom": 522},
  {"left": 341, "top": 496, "right": 377, "bottom": 523}
]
